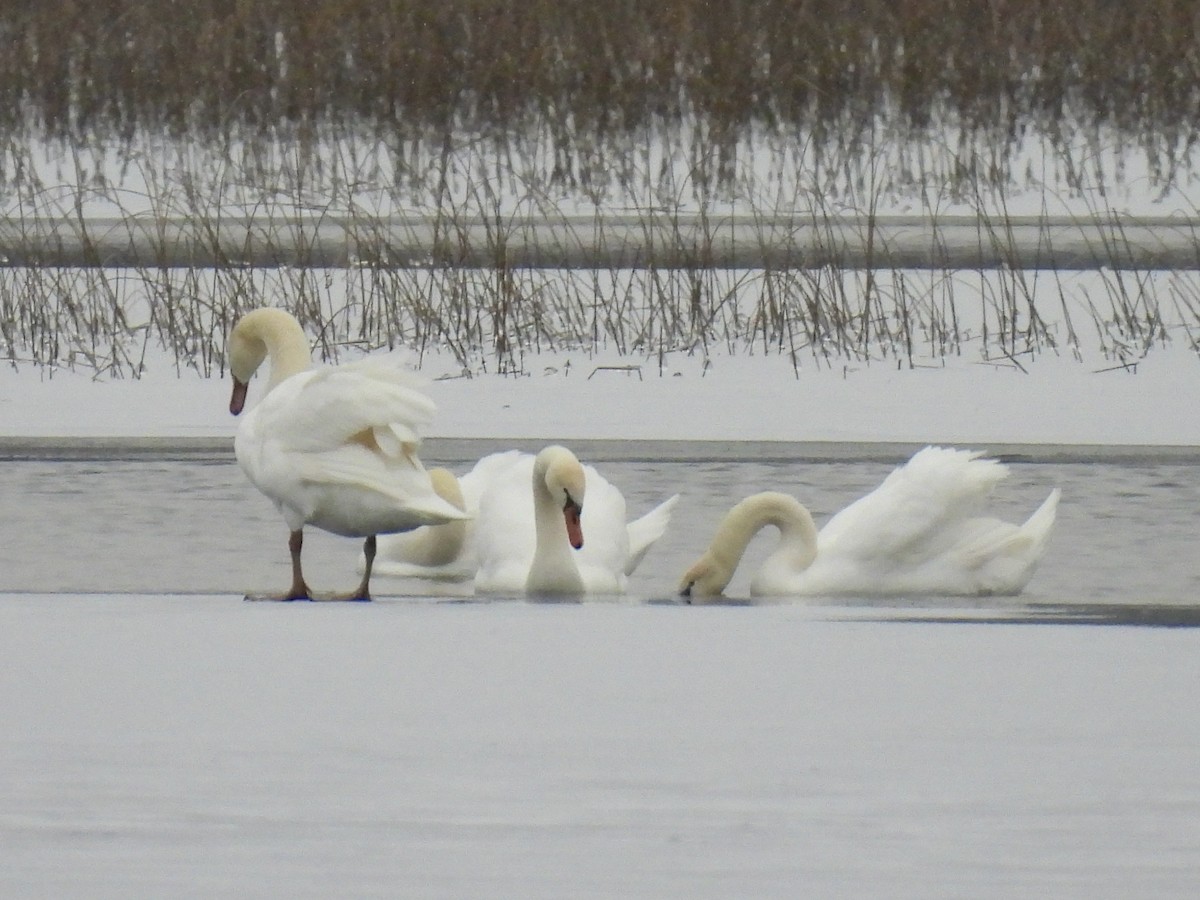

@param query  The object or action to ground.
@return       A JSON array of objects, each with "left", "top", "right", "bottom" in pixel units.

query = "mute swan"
[
  {"left": 460, "top": 446, "right": 679, "bottom": 596},
  {"left": 227, "top": 307, "right": 468, "bottom": 601},
  {"left": 680, "top": 446, "right": 1060, "bottom": 600},
  {"left": 371, "top": 449, "right": 678, "bottom": 589},
  {"left": 367, "top": 450, "right": 519, "bottom": 581},
  {"left": 366, "top": 467, "right": 475, "bottom": 581}
]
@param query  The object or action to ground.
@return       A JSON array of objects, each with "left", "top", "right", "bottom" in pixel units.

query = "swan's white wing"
[
  {"left": 788, "top": 448, "right": 1058, "bottom": 596},
  {"left": 250, "top": 361, "right": 436, "bottom": 457},
  {"left": 369, "top": 523, "right": 476, "bottom": 578},
  {"left": 371, "top": 555, "right": 477, "bottom": 581},
  {"left": 624, "top": 493, "right": 679, "bottom": 575},
  {"left": 573, "top": 465, "right": 632, "bottom": 592},
  {"left": 816, "top": 447, "right": 1007, "bottom": 564},
  {"left": 951, "top": 487, "right": 1061, "bottom": 593},
  {"left": 293, "top": 449, "right": 461, "bottom": 517},
  {"left": 458, "top": 450, "right": 527, "bottom": 511},
  {"left": 472, "top": 454, "right": 540, "bottom": 592},
  {"left": 235, "top": 360, "right": 465, "bottom": 536},
  {"left": 373, "top": 451, "right": 527, "bottom": 582}
]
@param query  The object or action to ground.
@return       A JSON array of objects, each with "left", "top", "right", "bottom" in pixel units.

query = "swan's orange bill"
[
  {"left": 230, "top": 379, "right": 248, "bottom": 415},
  {"left": 564, "top": 503, "right": 584, "bottom": 549}
]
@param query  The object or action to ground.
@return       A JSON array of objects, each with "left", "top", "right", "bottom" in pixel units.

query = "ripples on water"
[{"left": 3, "top": 446, "right": 1198, "bottom": 617}]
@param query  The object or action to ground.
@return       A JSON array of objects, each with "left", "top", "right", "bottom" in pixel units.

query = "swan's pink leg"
[
  {"left": 243, "top": 529, "right": 313, "bottom": 601},
  {"left": 340, "top": 535, "right": 375, "bottom": 602},
  {"left": 284, "top": 529, "right": 312, "bottom": 600},
  {"left": 307, "top": 535, "right": 376, "bottom": 602}
]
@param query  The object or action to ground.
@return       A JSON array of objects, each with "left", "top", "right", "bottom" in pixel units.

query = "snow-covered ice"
[
  {"left": 3, "top": 343, "right": 1198, "bottom": 446},
  {"left": 3, "top": 596, "right": 1199, "bottom": 899}
]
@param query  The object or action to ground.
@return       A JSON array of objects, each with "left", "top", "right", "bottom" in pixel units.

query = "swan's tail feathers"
[
  {"left": 303, "top": 454, "right": 472, "bottom": 524},
  {"left": 962, "top": 488, "right": 1061, "bottom": 594},
  {"left": 1021, "top": 487, "right": 1061, "bottom": 553},
  {"left": 390, "top": 492, "right": 475, "bottom": 526},
  {"left": 624, "top": 493, "right": 680, "bottom": 575}
]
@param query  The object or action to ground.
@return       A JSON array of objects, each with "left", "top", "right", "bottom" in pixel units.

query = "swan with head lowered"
[
  {"left": 370, "top": 449, "right": 678, "bottom": 590},
  {"left": 365, "top": 466, "right": 475, "bottom": 581},
  {"left": 227, "top": 307, "right": 468, "bottom": 601},
  {"left": 680, "top": 446, "right": 1060, "bottom": 600},
  {"left": 430, "top": 446, "right": 679, "bottom": 597}
]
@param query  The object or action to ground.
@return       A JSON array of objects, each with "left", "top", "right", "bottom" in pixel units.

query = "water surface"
[{"left": 3, "top": 444, "right": 1197, "bottom": 618}]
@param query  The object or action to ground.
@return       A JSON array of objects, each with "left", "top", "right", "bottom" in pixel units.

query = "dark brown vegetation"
[
  {"left": 4, "top": 0, "right": 1200, "bottom": 195},
  {"left": 2, "top": 1, "right": 1199, "bottom": 376}
]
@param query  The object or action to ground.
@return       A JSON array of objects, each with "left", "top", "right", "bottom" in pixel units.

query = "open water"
[{"left": 2, "top": 440, "right": 1197, "bottom": 615}]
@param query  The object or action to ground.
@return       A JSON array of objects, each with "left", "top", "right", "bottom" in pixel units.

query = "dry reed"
[
  {"left": 4, "top": 1, "right": 1200, "bottom": 199},
  {"left": 2, "top": 1, "right": 1200, "bottom": 375}
]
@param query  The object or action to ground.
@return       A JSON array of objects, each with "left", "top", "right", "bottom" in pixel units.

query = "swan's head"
[
  {"left": 679, "top": 493, "right": 814, "bottom": 601},
  {"left": 227, "top": 308, "right": 308, "bottom": 415},
  {"left": 227, "top": 331, "right": 267, "bottom": 416},
  {"left": 535, "top": 445, "right": 586, "bottom": 549},
  {"left": 678, "top": 553, "right": 732, "bottom": 600}
]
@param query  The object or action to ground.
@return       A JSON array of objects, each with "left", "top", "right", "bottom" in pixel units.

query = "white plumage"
[
  {"left": 680, "top": 446, "right": 1060, "bottom": 599},
  {"left": 228, "top": 308, "right": 466, "bottom": 601},
  {"left": 377, "top": 446, "right": 677, "bottom": 596}
]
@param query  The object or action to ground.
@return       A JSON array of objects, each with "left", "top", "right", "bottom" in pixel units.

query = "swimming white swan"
[
  {"left": 371, "top": 449, "right": 678, "bottom": 589},
  {"left": 367, "top": 450, "right": 518, "bottom": 581},
  {"left": 679, "top": 446, "right": 1060, "bottom": 599},
  {"left": 227, "top": 307, "right": 468, "bottom": 601},
  {"left": 453, "top": 446, "right": 680, "bottom": 596}
]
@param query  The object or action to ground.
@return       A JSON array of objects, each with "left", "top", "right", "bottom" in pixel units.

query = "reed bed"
[
  {"left": 2, "top": 124, "right": 1199, "bottom": 375},
  {"left": 2, "top": 255, "right": 1195, "bottom": 381},
  {"left": 2, "top": 1, "right": 1200, "bottom": 376},
  {"left": 4, "top": 0, "right": 1200, "bottom": 200}
]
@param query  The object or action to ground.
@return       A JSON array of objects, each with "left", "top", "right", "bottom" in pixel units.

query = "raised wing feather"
[
  {"left": 816, "top": 447, "right": 1009, "bottom": 563},
  {"left": 253, "top": 360, "right": 436, "bottom": 458},
  {"left": 625, "top": 494, "right": 679, "bottom": 575}
]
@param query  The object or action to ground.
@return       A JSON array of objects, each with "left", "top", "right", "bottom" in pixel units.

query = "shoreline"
[{"left": 3, "top": 435, "right": 1197, "bottom": 464}]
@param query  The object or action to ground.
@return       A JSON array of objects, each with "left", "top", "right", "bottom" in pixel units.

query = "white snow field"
[
  {"left": 3, "top": 340, "right": 1198, "bottom": 446},
  {"left": 2, "top": 595, "right": 1199, "bottom": 899}
]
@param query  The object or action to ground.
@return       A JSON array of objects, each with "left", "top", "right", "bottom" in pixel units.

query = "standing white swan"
[
  {"left": 679, "top": 446, "right": 1060, "bottom": 599},
  {"left": 371, "top": 449, "right": 678, "bottom": 589},
  {"left": 455, "top": 446, "right": 679, "bottom": 596},
  {"left": 227, "top": 307, "right": 467, "bottom": 601}
]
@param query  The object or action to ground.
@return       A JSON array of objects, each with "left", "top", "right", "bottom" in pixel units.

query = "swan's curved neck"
[
  {"left": 411, "top": 469, "right": 468, "bottom": 566},
  {"left": 234, "top": 308, "right": 311, "bottom": 392},
  {"left": 527, "top": 451, "right": 585, "bottom": 595},
  {"left": 260, "top": 318, "right": 311, "bottom": 390},
  {"left": 710, "top": 492, "right": 819, "bottom": 581},
  {"left": 402, "top": 518, "right": 468, "bottom": 567}
]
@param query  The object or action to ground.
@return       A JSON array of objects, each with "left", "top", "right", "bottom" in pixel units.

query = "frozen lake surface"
[{"left": 3, "top": 444, "right": 1200, "bottom": 897}]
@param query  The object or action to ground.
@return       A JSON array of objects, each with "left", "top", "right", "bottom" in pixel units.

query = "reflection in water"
[{"left": 2, "top": 450, "right": 1198, "bottom": 614}]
